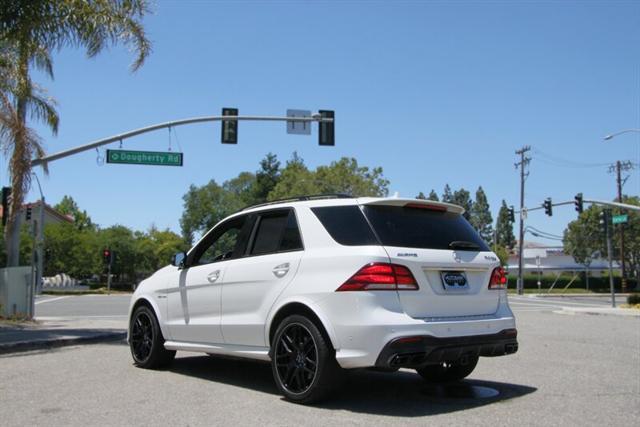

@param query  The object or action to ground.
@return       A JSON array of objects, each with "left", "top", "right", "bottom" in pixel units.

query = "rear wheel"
[
  {"left": 416, "top": 354, "right": 479, "bottom": 382},
  {"left": 271, "top": 315, "right": 342, "bottom": 404},
  {"left": 129, "top": 305, "right": 175, "bottom": 369}
]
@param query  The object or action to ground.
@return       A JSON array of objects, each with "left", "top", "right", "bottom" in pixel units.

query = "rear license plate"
[{"left": 440, "top": 271, "right": 469, "bottom": 291}]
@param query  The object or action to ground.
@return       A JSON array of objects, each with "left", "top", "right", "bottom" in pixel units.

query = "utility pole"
[
  {"left": 609, "top": 160, "right": 633, "bottom": 292},
  {"left": 515, "top": 146, "right": 531, "bottom": 295}
]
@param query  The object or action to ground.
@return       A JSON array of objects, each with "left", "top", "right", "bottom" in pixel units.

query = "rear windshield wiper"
[{"left": 449, "top": 241, "right": 481, "bottom": 250}]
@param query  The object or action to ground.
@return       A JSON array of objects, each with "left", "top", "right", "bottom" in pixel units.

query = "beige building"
[{"left": 1, "top": 200, "right": 73, "bottom": 228}]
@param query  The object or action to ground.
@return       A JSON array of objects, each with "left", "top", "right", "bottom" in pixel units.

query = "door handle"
[
  {"left": 207, "top": 270, "right": 221, "bottom": 283},
  {"left": 273, "top": 263, "right": 290, "bottom": 278}
]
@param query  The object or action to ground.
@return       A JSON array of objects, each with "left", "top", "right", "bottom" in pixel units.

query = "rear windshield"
[{"left": 363, "top": 205, "right": 489, "bottom": 251}]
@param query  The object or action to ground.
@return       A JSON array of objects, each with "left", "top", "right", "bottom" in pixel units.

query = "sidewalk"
[{"left": 0, "top": 317, "right": 126, "bottom": 354}]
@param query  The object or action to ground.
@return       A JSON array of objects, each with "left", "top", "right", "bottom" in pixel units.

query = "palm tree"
[{"left": 0, "top": 1, "right": 151, "bottom": 266}]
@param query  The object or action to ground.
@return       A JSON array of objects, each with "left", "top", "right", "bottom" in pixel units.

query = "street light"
[{"left": 603, "top": 129, "right": 640, "bottom": 141}]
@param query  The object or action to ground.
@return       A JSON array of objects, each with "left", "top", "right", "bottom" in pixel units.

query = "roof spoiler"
[{"left": 358, "top": 198, "right": 465, "bottom": 214}]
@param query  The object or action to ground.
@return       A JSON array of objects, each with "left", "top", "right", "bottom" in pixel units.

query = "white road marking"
[
  {"left": 34, "top": 296, "right": 70, "bottom": 305},
  {"left": 36, "top": 315, "right": 127, "bottom": 320}
]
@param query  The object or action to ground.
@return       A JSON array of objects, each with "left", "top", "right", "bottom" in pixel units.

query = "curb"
[
  {"left": 0, "top": 331, "right": 126, "bottom": 355},
  {"left": 554, "top": 308, "right": 640, "bottom": 318},
  {"left": 527, "top": 293, "right": 633, "bottom": 298}
]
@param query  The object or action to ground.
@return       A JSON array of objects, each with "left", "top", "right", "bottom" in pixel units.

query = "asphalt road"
[
  {"left": 35, "top": 294, "right": 131, "bottom": 320},
  {"left": 1, "top": 294, "right": 637, "bottom": 426},
  {"left": 33, "top": 292, "right": 623, "bottom": 319}
]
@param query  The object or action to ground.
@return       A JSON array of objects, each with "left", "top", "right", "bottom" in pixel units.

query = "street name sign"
[
  {"left": 106, "top": 149, "right": 183, "bottom": 167},
  {"left": 612, "top": 214, "right": 628, "bottom": 224},
  {"left": 286, "top": 109, "right": 312, "bottom": 135}
]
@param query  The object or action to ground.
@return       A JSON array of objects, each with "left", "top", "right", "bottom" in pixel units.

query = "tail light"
[
  {"left": 489, "top": 267, "right": 507, "bottom": 290},
  {"left": 336, "top": 263, "right": 419, "bottom": 292}
]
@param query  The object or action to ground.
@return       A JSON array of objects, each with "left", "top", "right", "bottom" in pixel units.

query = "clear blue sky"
[{"left": 5, "top": 0, "right": 639, "bottom": 243}]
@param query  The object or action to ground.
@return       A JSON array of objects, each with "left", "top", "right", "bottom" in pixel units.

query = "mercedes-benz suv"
[{"left": 128, "top": 195, "right": 518, "bottom": 403}]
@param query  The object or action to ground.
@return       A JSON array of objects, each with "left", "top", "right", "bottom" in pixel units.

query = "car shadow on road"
[{"left": 168, "top": 354, "right": 537, "bottom": 416}]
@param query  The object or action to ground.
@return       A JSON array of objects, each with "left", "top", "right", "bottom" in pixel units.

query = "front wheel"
[
  {"left": 271, "top": 315, "right": 343, "bottom": 404},
  {"left": 129, "top": 305, "right": 175, "bottom": 369},
  {"left": 416, "top": 354, "right": 479, "bottom": 382}
]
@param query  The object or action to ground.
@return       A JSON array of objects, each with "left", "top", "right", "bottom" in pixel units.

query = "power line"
[
  {"left": 526, "top": 226, "right": 564, "bottom": 240},
  {"left": 533, "top": 148, "right": 611, "bottom": 169}
]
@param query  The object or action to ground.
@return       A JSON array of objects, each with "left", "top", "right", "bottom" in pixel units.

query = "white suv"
[{"left": 128, "top": 195, "right": 517, "bottom": 403}]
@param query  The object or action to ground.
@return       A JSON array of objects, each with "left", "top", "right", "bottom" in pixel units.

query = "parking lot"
[{"left": 0, "top": 294, "right": 637, "bottom": 426}]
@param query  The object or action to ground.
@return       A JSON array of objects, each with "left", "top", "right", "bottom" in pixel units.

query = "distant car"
[{"left": 128, "top": 195, "right": 517, "bottom": 403}]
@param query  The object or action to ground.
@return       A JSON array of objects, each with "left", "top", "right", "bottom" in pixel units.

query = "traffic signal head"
[
  {"left": 318, "top": 110, "right": 335, "bottom": 146},
  {"left": 574, "top": 193, "right": 583, "bottom": 214},
  {"left": 599, "top": 210, "right": 610, "bottom": 232},
  {"left": 221, "top": 108, "right": 238, "bottom": 144},
  {"left": 26, "top": 206, "right": 32, "bottom": 221},
  {"left": 103, "top": 249, "right": 111, "bottom": 263},
  {"left": 2, "top": 186, "right": 11, "bottom": 226},
  {"left": 508, "top": 206, "right": 515, "bottom": 222},
  {"left": 543, "top": 198, "right": 553, "bottom": 216}
]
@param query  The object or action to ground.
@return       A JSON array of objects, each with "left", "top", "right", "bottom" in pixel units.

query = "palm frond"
[{"left": 27, "top": 85, "right": 59, "bottom": 135}]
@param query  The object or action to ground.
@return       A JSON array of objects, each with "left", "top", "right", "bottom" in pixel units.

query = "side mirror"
[{"left": 172, "top": 252, "right": 186, "bottom": 268}]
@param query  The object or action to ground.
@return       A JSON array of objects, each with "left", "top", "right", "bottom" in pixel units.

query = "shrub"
[{"left": 627, "top": 294, "right": 640, "bottom": 305}]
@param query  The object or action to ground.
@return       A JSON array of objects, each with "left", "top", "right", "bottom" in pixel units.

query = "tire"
[
  {"left": 129, "top": 305, "right": 176, "bottom": 369},
  {"left": 416, "top": 354, "right": 479, "bottom": 383},
  {"left": 271, "top": 314, "right": 343, "bottom": 404}
]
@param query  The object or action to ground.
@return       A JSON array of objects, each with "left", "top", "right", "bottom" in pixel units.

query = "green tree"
[
  {"left": 494, "top": 244, "right": 509, "bottom": 267},
  {"left": 268, "top": 154, "right": 389, "bottom": 200},
  {"left": 253, "top": 153, "right": 281, "bottom": 203},
  {"left": 563, "top": 204, "right": 603, "bottom": 269},
  {"left": 452, "top": 188, "right": 473, "bottom": 221},
  {"left": 54, "top": 195, "right": 93, "bottom": 230},
  {"left": 315, "top": 158, "right": 389, "bottom": 197},
  {"left": 496, "top": 200, "right": 516, "bottom": 249},
  {"left": 428, "top": 190, "right": 439, "bottom": 201},
  {"left": 180, "top": 180, "right": 244, "bottom": 244},
  {"left": 223, "top": 172, "right": 256, "bottom": 206},
  {"left": 99, "top": 225, "right": 137, "bottom": 282},
  {"left": 470, "top": 186, "right": 493, "bottom": 243},
  {"left": 267, "top": 153, "right": 317, "bottom": 200},
  {"left": 44, "top": 222, "right": 100, "bottom": 278},
  {"left": 416, "top": 192, "right": 426, "bottom": 200},
  {"left": 442, "top": 184, "right": 453, "bottom": 203},
  {"left": 134, "top": 226, "right": 186, "bottom": 277},
  {"left": 1, "top": 1, "right": 151, "bottom": 266}
]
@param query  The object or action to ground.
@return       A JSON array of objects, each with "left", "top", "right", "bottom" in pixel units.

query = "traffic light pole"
[
  {"left": 603, "top": 212, "right": 616, "bottom": 308},
  {"left": 107, "top": 259, "right": 112, "bottom": 296},
  {"left": 614, "top": 161, "right": 627, "bottom": 292},
  {"left": 30, "top": 114, "right": 334, "bottom": 167},
  {"left": 521, "top": 199, "right": 640, "bottom": 213}
]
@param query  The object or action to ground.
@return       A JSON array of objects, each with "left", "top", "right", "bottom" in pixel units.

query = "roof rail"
[{"left": 241, "top": 194, "right": 353, "bottom": 211}]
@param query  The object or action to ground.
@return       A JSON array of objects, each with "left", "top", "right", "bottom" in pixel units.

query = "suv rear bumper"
[{"left": 374, "top": 328, "right": 518, "bottom": 369}]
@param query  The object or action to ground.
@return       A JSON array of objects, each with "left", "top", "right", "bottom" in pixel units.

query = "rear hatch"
[{"left": 361, "top": 199, "right": 500, "bottom": 318}]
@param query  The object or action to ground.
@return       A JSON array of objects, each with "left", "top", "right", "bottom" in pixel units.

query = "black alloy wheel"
[
  {"left": 131, "top": 309, "right": 154, "bottom": 363},
  {"left": 129, "top": 305, "right": 176, "bottom": 369},
  {"left": 274, "top": 323, "right": 319, "bottom": 395},
  {"left": 271, "top": 315, "right": 343, "bottom": 404}
]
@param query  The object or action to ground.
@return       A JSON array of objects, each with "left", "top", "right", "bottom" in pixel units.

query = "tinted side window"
[
  {"left": 249, "top": 210, "right": 303, "bottom": 256},
  {"left": 280, "top": 212, "right": 303, "bottom": 251},
  {"left": 190, "top": 215, "right": 247, "bottom": 265},
  {"left": 311, "top": 206, "right": 378, "bottom": 246}
]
